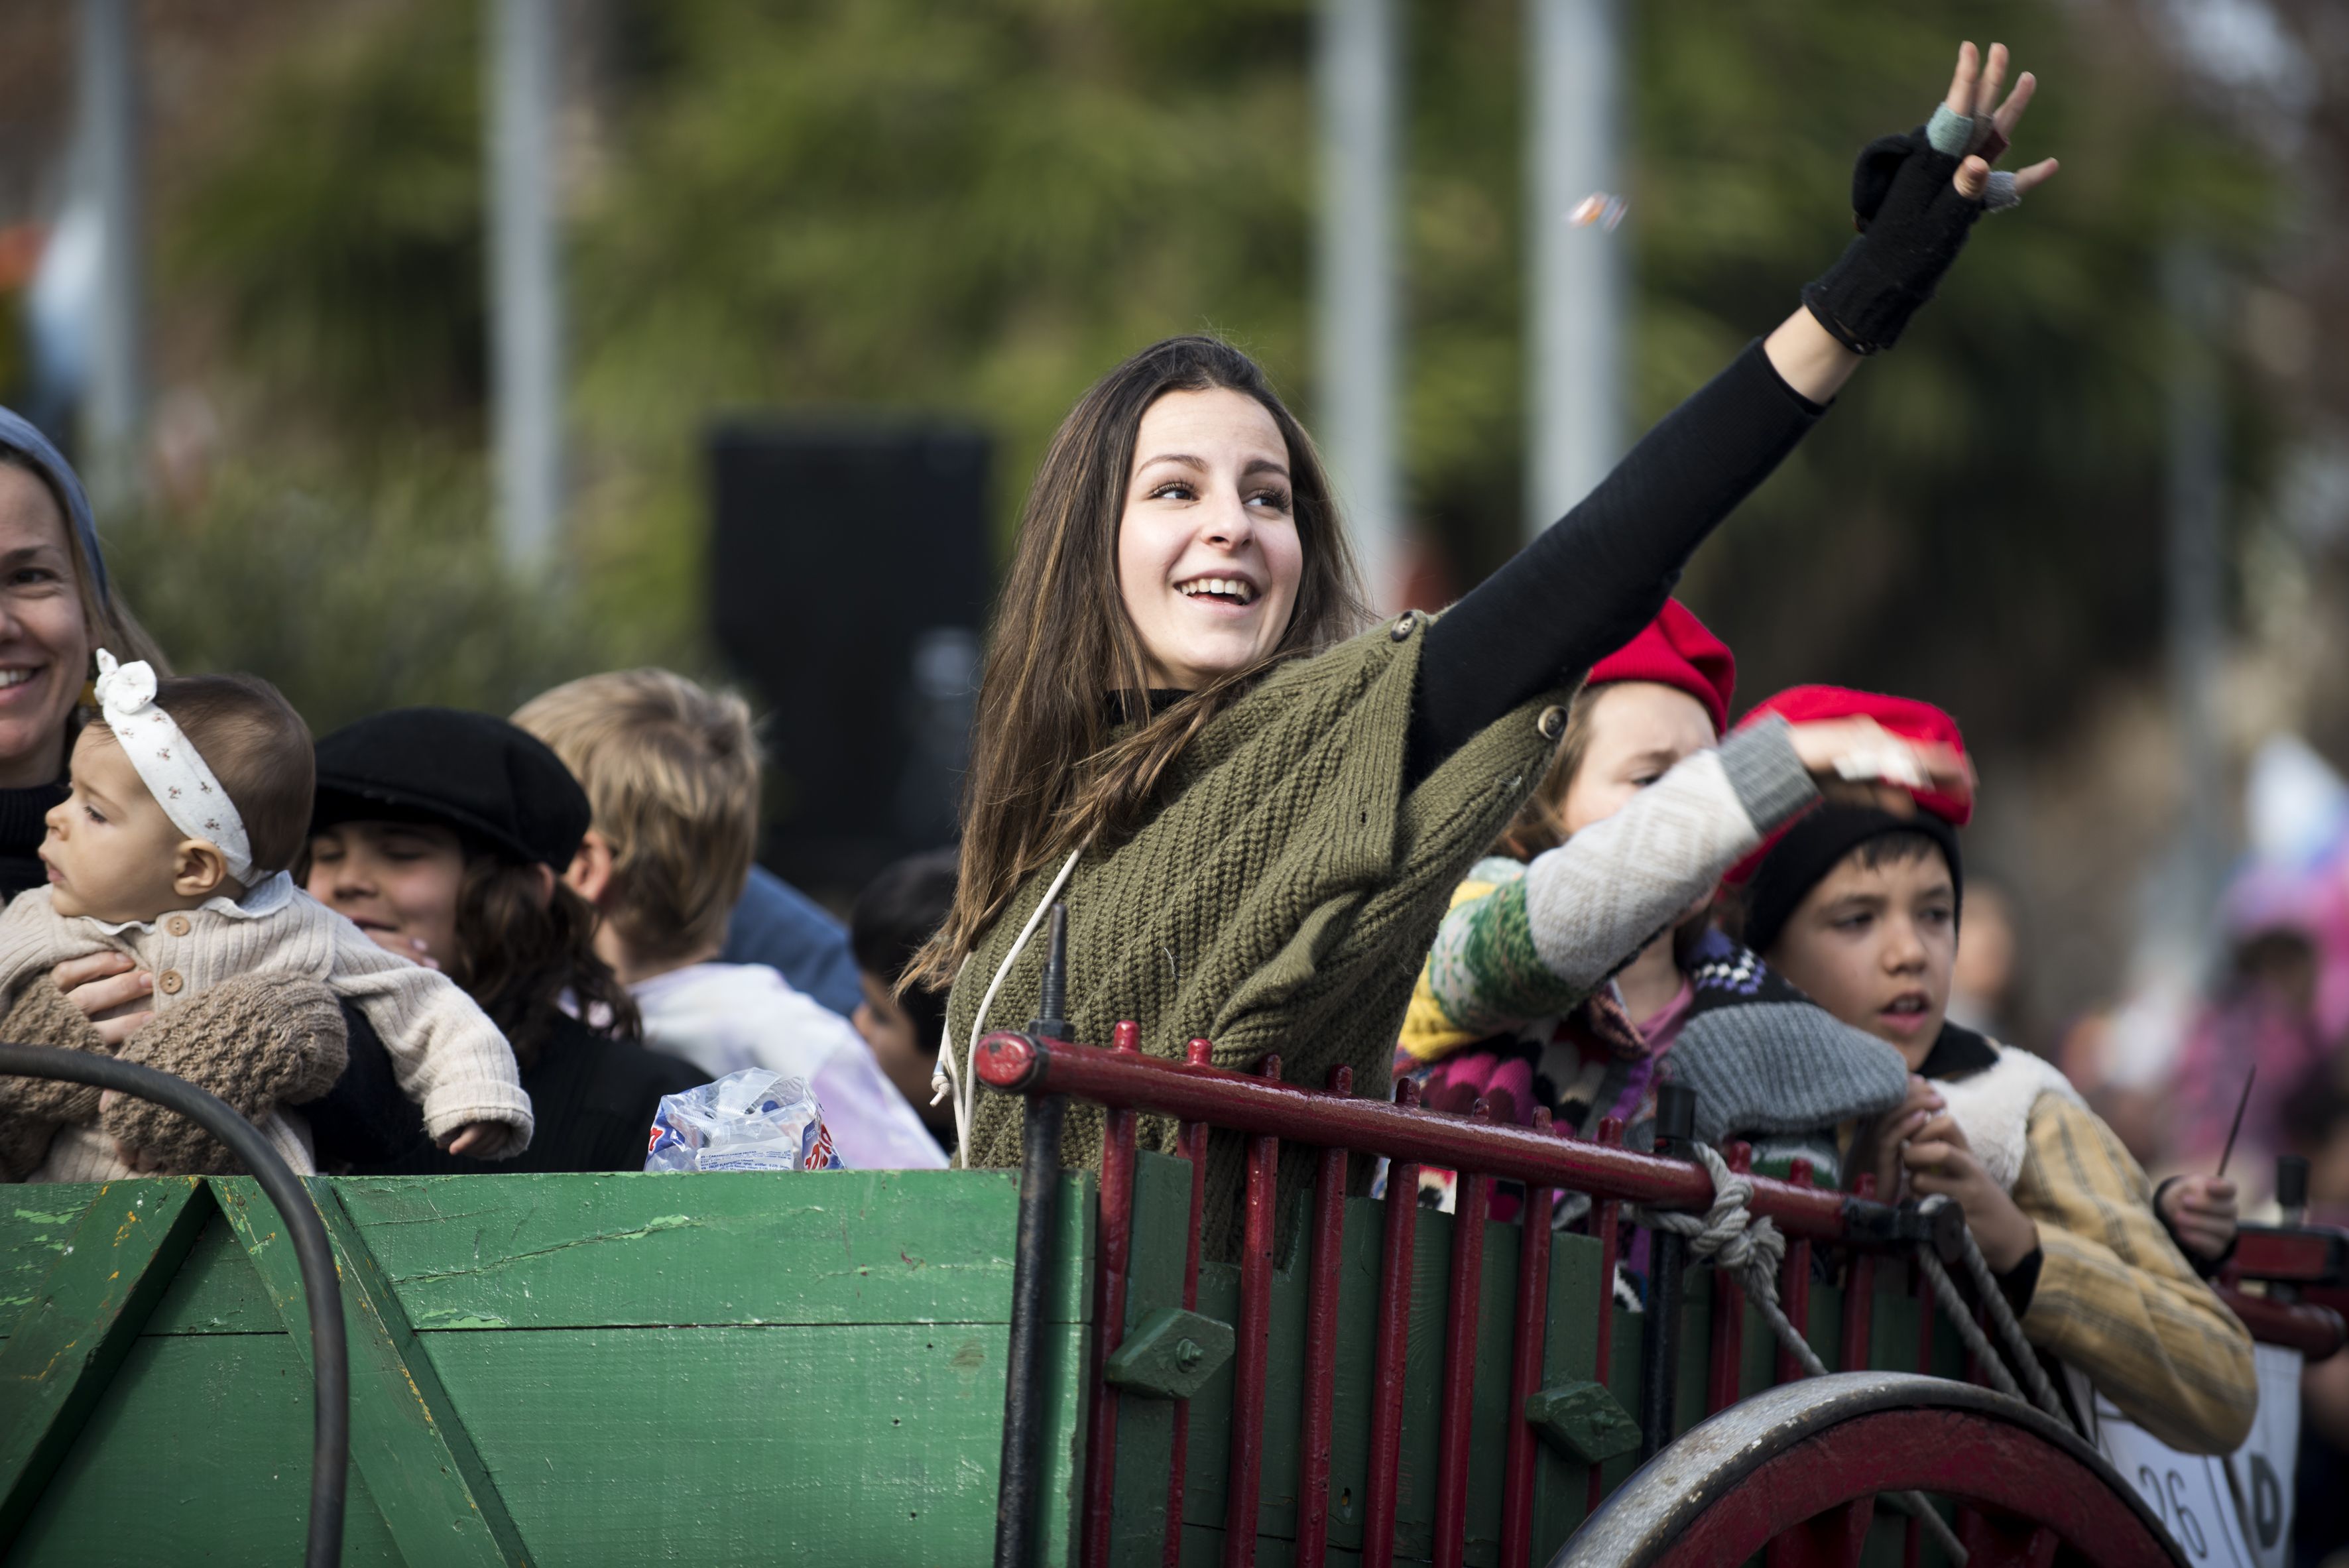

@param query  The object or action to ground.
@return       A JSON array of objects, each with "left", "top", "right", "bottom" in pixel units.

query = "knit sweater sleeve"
[
  {"left": 1415, "top": 721, "right": 1815, "bottom": 1047},
  {"left": 1406, "top": 341, "right": 1827, "bottom": 786},
  {"left": 2012, "top": 1091, "right": 2257, "bottom": 1455},
  {"left": 324, "top": 918, "right": 534, "bottom": 1157},
  {"left": 0, "top": 889, "right": 92, "bottom": 1004}
]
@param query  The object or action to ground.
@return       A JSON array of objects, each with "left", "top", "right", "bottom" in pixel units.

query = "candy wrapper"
[{"left": 644, "top": 1068, "right": 845, "bottom": 1173}]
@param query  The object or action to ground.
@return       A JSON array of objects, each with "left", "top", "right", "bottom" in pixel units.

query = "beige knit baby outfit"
[{"left": 0, "top": 873, "right": 532, "bottom": 1181}]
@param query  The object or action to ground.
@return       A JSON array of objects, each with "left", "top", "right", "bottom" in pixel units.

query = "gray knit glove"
[{"left": 102, "top": 976, "right": 349, "bottom": 1176}]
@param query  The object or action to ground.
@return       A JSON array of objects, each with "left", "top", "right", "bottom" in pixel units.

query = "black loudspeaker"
[{"left": 707, "top": 418, "right": 991, "bottom": 904}]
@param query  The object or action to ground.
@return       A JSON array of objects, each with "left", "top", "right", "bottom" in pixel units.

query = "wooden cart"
[{"left": 0, "top": 1026, "right": 2339, "bottom": 1567}]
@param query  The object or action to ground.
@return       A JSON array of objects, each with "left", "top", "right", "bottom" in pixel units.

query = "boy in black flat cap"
[{"left": 303, "top": 707, "right": 705, "bottom": 1175}]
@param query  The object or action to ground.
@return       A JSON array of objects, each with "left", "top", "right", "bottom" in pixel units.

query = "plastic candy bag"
[{"left": 644, "top": 1068, "right": 845, "bottom": 1172}]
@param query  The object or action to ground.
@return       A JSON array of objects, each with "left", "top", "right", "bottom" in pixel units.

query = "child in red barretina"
[
  {"left": 1392, "top": 603, "right": 1953, "bottom": 1217},
  {"left": 1732, "top": 684, "right": 2254, "bottom": 1455}
]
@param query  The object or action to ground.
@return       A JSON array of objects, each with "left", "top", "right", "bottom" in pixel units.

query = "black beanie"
[
  {"left": 1740, "top": 804, "right": 1964, "bottom": 961},
  {"left": 311, "top": 707, "right": 590, "bottom": 871}
]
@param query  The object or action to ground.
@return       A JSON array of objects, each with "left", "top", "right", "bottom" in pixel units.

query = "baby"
[{"left": 0, "top": 654, "right": 530, "bottom": 1180}]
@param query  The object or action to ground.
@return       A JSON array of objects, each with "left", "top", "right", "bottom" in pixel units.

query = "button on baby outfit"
[
  {"left": 166, "top": 915, "right": 191, "bottom": 937},
  {"left": 157, "top": 970, "right": 184, "bottom": 995}
]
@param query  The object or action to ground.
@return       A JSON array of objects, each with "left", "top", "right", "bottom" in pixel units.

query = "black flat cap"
[{"left": 311, "top": 707, "right": 590, "bottom": 870}]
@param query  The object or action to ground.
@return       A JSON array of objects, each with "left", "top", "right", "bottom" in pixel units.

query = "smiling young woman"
[
  {"left": 0, "top": 410, "right": 167, "bottom": 899},
  {"left": 924, "top": 44, "right": 2058, "bottom": 1248}
]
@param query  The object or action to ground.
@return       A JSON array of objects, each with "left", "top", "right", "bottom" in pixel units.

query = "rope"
[
  {"left": 1916, "top": 1196, "right": 2075, "bottom": 1431},
  {"left": 1638, "top": 1144, "right": 1970, "bottom": 1565}
]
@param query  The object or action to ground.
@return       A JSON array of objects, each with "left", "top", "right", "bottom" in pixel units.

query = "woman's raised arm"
[
  {"left": 1407, "top": 41, "right": 2057, "bottom": 788},
  {"left": 1769, "top": 41, "right": 2059, "bottom": 403}
]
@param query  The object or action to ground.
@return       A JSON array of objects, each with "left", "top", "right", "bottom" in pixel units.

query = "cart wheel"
[{"left": 1549, "top": 1372, "right": 2185, "bottom": 1568}]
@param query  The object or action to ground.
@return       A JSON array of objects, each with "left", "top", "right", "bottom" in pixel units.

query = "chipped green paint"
[
  {"left": 0, "top": 1177, "right": 210, "bottom": 1553},
  {"left": 9, "top": 1213, "right": 75, "bottom": 1229},
  {"left": 215, "top": 1176, "right": 531, "bottom": 1568},
  {"left": 408, "top": 1309, "right": 513, "bottom": 1331}
]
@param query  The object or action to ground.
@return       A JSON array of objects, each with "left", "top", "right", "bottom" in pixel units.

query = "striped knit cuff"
[{"left": 1718, "top": 716, "right": 1819, "bottom": 835}]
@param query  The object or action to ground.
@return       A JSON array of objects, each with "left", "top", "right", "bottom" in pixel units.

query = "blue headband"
[{"left": 0, "top": 406, "right": 109, "bottom": 611}]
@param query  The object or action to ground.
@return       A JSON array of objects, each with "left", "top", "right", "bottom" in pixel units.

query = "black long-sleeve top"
[{"left": 1404, "top": 340, "right": 1827, "bottom": 786}]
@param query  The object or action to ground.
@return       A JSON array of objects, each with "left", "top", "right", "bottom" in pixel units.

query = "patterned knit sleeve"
[
  {"left": 1520, "top": 727, "right": 1810, "bottom": 993},
  {"left": 1405, "top": 859, "right": 1559, "bottom": 1059},
  {"left": 325, "top": 918, "right": 534, "bottom": 1157},
  {"left": 2012, "top": 1092, "right": 2256, "bottom": 1455}
]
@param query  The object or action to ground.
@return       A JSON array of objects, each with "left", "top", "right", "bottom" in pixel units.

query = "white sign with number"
[{"left": 2065, "top": 1345, "right": 2301, "bottom": 1567}]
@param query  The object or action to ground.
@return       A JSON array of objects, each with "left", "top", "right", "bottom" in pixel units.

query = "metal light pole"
[
  {"left": 1315, "top": 0, "right": 1403, "bottom": 610},
  {"left": 80, "top": 0, "right": 144, "bottom": 511},
  {"left": 2163, "top": 241, "right": 2228, "bottom": 943},
  {"left": 487, "top": 0, "right": 564, "bottom": 570},
  {"left": 1525, "top": 0, "right": 1626, "bottom": 537}
]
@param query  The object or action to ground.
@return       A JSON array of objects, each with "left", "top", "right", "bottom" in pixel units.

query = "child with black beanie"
[{"left": 1733, "top": 684, "right": 2255, "bottom": 1456}]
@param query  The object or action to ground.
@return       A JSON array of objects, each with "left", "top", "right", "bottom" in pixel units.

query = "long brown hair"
[
  {"left": 452, "top": 857, "right": 641, "bottom": 1067},
  {"left": 912, "top": 335, "right": 1367, "bottom": 987},
  {"left": 1494, "top": 698, "right": 1598, "bottom": 861}
]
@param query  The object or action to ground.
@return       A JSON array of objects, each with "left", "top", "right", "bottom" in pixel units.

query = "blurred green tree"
[{"left": 147, "top": 0, "right": 2281, "bottom": 753}]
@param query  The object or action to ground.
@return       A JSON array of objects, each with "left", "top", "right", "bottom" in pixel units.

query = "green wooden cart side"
[
  {"left": 0, "top": 1163, "right": 1970, "bottom": 1567},
  {"left": 0, "top": 1172, "right": 1096, "bottom": 1567}
]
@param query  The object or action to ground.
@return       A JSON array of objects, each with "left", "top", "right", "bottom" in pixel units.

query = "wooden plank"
[
  {"left": 1529, "top": 1227, "right": 1605, "bottom": 1553},
  {"left": 214, "top": 1175, "right": 529, "bottom": 1568},
  {"left": 141, "top": 1211, "right": 285, "bottom": 1335},
  {"left": 1108, "top": 1150, "right": 1191, "bottom": 1563},
  {"left": 9, "top": 1331, "right": 406, "bottom": 1565},
  {"left": 0, "top": 1185, "right": 105, "bottom": 1325},
  {"left": 333, "top": 1169, "right": 1042, "bottom": 1329},
  {"left": 1171, "top": 1189, "right": 1538, "bottom": 1566},
  {"left": 422, "top": 1323, "right": 1024, "bottom": 1563},
  {"left": 1035, "top": 1170, "right": 1097, "bottom": 1568},
  {"left": 0, "top": 1176, "right": 211, "bottom": 1549}
]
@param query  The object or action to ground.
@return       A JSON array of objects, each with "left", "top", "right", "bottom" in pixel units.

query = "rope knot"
[{"left": 1635, "top": 1142, "right": 1786, "bottom": 1296}]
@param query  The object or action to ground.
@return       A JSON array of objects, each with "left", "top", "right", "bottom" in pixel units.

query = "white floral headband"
[{"left": 91, "top": 649, "right": 259, "bottom": 885}]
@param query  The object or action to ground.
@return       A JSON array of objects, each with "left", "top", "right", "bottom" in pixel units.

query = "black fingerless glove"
[{"left": 1801, "top": 127, "right": 1983, "bottom": 355}]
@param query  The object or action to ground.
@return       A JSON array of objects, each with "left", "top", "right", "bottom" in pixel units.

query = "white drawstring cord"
[{"left": 933, "top": 844, "right": 1086, "bottom": 1168}]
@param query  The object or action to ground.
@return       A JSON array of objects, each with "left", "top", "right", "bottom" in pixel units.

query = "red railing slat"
[
  {"left": 1499, "top": 1109, "right": 1560, "bottom": 1568},
  {"left": 1776, "top": 1160, "right": 1816, "bottom": 1389},
  {"left": 1586, "top": 1115, "right": 1624, "bottom": 1520},
  {"left": 1221, "top": 1055, "right": 1282, "bottom": 1568},
  {"left": 1294, "top": 1065, "right": 1353, "bottom": 1565},
  {"left": 1363, "top": 1077, "right": 1421, "bottom": 1568},
  {"left": 1081, "top": 1022, "right": 1143, "bottom": 1568},
  {"left": 1163, "top": 1037, "right": 1213, "bottom": 1568},
  {"left": 1840, "top": 1173, "right": 1876, "bottom": 1377},
  {"left": 1432, "top": 1099, "right": 1494, "bottom": 1568},
  {"left": 1706, "top": 1141, "right": 1754, "bottom": 1414}
]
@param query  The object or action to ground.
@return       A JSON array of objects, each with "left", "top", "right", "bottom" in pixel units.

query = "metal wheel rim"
[{"left": 1549, "top": 1371, "right": 2187, "bottom": 1568}]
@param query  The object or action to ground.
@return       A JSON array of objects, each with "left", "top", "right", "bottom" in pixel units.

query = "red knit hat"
[
  {"left": 1587, "top": 599, "right": 1736, "bottom": 737},
  {"left": 1736, "top": 685, "right": 1972, "bottom": 827},
  {"left": 1722, "top": 685, "right": 1974, "bottom": 958}
]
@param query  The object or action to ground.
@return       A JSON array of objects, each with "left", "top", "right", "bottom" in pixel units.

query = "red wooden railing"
[{"left": 975, "top": 1026, "right": 2348, "bottom": 1568}]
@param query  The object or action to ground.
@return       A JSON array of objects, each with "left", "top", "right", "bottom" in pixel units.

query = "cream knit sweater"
[{"left": 0, "top": 873, "right": 532, "bottom": 1161}]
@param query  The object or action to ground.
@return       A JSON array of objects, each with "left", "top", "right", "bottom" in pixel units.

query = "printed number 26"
[{"left": 2138, "top": 1465, "right": 2210, "bottom": 1559}]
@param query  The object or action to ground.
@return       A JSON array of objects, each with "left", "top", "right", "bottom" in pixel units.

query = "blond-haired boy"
[{"left": 514, "top": 670, "right": 943, "bottom": 1170}]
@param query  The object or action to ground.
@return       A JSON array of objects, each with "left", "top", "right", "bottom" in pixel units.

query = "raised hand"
[
  {"left": 1942, "top": 41, "right": 2060, "bottom": 200},
  {"left": 1785, "top": 715, "right": 1976, "bottom": 818}
]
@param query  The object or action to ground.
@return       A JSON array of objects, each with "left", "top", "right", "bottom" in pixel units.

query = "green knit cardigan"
[{"left": 944, "top": 612, "right": 1574, "bottom": 1258}]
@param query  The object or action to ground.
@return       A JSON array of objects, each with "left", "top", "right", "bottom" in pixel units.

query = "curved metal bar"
[{"left": 0, "top": 1044, "right": 348, "bottom": 1567}]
